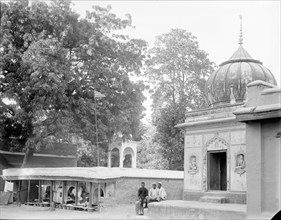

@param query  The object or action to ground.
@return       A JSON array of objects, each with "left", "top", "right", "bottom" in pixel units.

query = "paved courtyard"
[{"left": 0, "top": 204, "right": 150, "bottom": 219}]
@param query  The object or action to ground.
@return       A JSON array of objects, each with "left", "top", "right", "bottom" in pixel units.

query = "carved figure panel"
[
  {"left": 188, "top": 155, "right": 199, "bottom": 175},
  {"left": 185, "top": 148, "right": 201, "bottom": 190},
  {"left": 234, "top": 153, "right": 246, "bottom": 175},
  {"left": 230, "top": 145, "right": 247, "bottom": 191}
]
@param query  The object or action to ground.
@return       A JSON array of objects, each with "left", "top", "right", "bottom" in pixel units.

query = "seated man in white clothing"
[
  {"left": 158, "top": 182, "right": 167, "bottom": 201},
  {"left": 148, "top": 182, "right": 159, "bottom": 203}
]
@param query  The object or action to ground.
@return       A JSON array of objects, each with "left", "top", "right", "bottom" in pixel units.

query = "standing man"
[
  {"left": 158, "top": 182, "right": 167, "bottom": 201},
  {"left": 136, "top": 182, "right": 148, "bottom": 215},
  {"left": 148, "top": 182, "right": 159, "bottom": 203}
]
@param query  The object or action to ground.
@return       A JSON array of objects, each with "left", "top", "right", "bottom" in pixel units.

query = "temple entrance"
[{"left": 207, "top": 151, "right": 227, "bottom": 191}]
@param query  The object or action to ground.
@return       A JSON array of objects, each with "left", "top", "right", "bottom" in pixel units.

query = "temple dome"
[{"left": 205, "top": 45, "right": 277, "bottom": 106}]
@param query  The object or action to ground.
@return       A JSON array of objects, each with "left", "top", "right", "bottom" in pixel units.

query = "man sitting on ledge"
[
  {"left": 136, "top": 182, "right": 148, "bottom": 215},
  {"left": 148, "top": 182, "right": 159, "bottom": 203},
  {"left": 158, "top": 182, "right": 167, "bottom": 201}
]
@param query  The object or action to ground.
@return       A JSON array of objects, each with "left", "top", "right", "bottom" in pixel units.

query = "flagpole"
[
  {"left": 92, "top": 89, "right": 105, "bottom": 167},
  {"left": 94, "top": 94, "right": 100, "bottom": 167}
]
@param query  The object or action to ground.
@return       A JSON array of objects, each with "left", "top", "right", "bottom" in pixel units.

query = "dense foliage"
[
  {"left": 0, "top": 1, "right": 216, "bottom": 170},
  {"left": 0, "top": 0, "right": 147, "bottom": 167},
  {"left": 145, "top": 29, "right": 215, "bottom": 170},
  {"left": 137, "top": 126, "right": 168, "bottom": 170}
]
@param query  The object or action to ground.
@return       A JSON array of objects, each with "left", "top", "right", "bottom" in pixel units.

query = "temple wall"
[{"left": 184, "top": 124, "right": 247, "bottom": 194}]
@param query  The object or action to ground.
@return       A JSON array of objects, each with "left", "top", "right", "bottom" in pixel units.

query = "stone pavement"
[{"left": 0, "top": 204, "right": 150, "bottom": 219}]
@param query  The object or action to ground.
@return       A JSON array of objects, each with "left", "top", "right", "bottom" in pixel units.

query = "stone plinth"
[
  {"left": 199, "top": 196, "right": 227, "bottom": 204},
  {"left": 183, "top": 191, "right": 246, "bottom": 204},
  {"left": 147, "top": 200, "right": 246, "bottom": 220}
]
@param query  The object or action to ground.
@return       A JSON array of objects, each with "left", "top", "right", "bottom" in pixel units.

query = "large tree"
[
  {"left": 137, "top": 126, "right": 168, "bottom": 170},
  {"left": 145, "top": 29, "right": 215, "bottom": 170},
  {"left": 0, "top": 0, "right": 147, "bottom": 167}
]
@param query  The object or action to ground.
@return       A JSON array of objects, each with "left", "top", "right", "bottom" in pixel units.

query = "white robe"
[
  {"left": 158, "top": 187, "right": 167, "bottom": 200},
  {"left": 149, "top": 188, "right": 159, "bottom": 199}
]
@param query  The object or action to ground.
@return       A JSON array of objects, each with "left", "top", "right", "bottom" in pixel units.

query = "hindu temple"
[{"left": 149, "top": 17, "right": 280, "bottom": 219}]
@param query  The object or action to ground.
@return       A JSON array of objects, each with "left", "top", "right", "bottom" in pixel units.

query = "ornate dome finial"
[
  {"left": 204, "top": 14, "right": 277, "bottom": 107},
  {"left": 239, "top": 14, "right": 243, "bottom": 45}
]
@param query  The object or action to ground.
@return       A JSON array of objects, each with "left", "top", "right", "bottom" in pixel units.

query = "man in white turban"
[
  {"left": 157, "top": 182, "right": 167, "bottom": 201},
  {"left": 148, "top": 182, "right": 159, "bottom": 203}
]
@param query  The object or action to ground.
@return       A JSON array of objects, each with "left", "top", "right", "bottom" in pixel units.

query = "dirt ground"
[{"left": 0, "top": 203, "right": 150, "bottom": 219}]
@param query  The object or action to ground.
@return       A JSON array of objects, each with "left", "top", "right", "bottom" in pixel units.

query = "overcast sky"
[{"left": 71, "top": 0, "right": 280, "bottom": 122}]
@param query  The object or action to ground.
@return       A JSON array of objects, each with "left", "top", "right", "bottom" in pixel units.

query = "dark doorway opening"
[
  {"left": 123, "top": 154, "right": 132, "bottom": 168},
  {"left": 208, "top": 151, "right": 227, "bottom": 191}
]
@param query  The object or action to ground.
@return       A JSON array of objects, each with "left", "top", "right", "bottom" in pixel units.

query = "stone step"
[{"left": 199, "top": 196, "right": 227, "bottom": 203}]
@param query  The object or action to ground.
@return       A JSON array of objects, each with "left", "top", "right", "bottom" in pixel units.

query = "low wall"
[
  {"left": 1, "top": 167, "right": 184, "bottom": 205},
  {"left": 115, "top": 177, "right": 184, "bottom": 204}
]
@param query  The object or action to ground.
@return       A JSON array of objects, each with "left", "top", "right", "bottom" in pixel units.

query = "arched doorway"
[
  {"left": 123, "top": 147, "right": 134, "bottom": 168},
  {"left": 111, "top": 148, "right": 120, "bottom": 167},
  {"left": 123, "top": 154, "right": 132, "bottom": 168},
  {"left": 94, "top": 188, "right": 104, "bottom": 197},
  {"left": 93, "top": 187, "right": 104, "bottom": 204}
]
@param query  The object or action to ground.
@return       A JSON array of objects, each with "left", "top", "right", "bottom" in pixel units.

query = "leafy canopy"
[
  {"left": 145, "top": 29, "right": 215, "bottom": 170},
  {"left": 0, "top": 0, "right": 147, "bottom": 166}
]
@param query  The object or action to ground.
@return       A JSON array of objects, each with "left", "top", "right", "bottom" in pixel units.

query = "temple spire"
[{"left": 239, "top": 14, "right": 243, "bottom": 45}]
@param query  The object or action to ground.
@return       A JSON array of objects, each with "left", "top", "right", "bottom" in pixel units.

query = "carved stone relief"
[
  {"left": 188, "top": 155, "right": 199, "bottom": 175},
  {"left": 230, "top": 145, "right": 247, "bottom": 191}
]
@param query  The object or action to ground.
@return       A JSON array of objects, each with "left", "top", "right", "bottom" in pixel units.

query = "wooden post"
[
  {"left": 62, "top": 181, "right": 65, "bottom": 205},
  {"left": 113, "top": 181, "right": 117, "bottom": 197},
  {"left": 75, "top": 181, "right": 78, "bottom": 206},
  {"left": 50, "top": 181, "right": 53, "bottom": 205},
  {"left": 38, "top": 180, "right": 42, "bottom": 203},
  {"left": 17, "top": 180, "right": 21, "bottom": 204},
  {"left": 97, "top": 183, "right": 101, "bottom": 212},
  {"left": 89, "top": 182, "right": 93, "bottom": 208},
  {"left": 27, "top": 180, "right": 30, "bottom": 204},
  {"left": 104, "top": 183, "right": 106, "bottom": 197}
]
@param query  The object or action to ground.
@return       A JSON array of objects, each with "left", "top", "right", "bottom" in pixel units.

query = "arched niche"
[{"left": 123, "top": 147, "right": 134, "bottom": 168}]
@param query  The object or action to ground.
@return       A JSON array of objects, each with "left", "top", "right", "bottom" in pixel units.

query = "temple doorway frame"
[
  {"left": 207, "top": 150, "right": 227, "bottom": 191},
  {"left": 202, "top": 136, "right": 230, "bottom": 192}
]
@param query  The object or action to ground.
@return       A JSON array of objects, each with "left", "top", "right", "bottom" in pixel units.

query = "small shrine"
[{"left": 176, "top": 17, "right": 277, "bottom": 204}]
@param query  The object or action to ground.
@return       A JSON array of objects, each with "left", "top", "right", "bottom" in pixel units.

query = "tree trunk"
[{"left": 21, "top": 147, "right": 34, "bottom": 168}]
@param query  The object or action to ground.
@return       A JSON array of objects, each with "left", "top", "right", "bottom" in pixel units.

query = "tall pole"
[
  {"left": 94, "top": 96, "right": 99, "bottom": 167},
  {"left": 27, "top": 180, "right": 30, "bottom": 204}
]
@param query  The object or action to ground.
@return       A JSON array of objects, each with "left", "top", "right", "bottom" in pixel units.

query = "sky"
[{"left": 71, "top": 0, "right": 280, "bottom": 123}]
